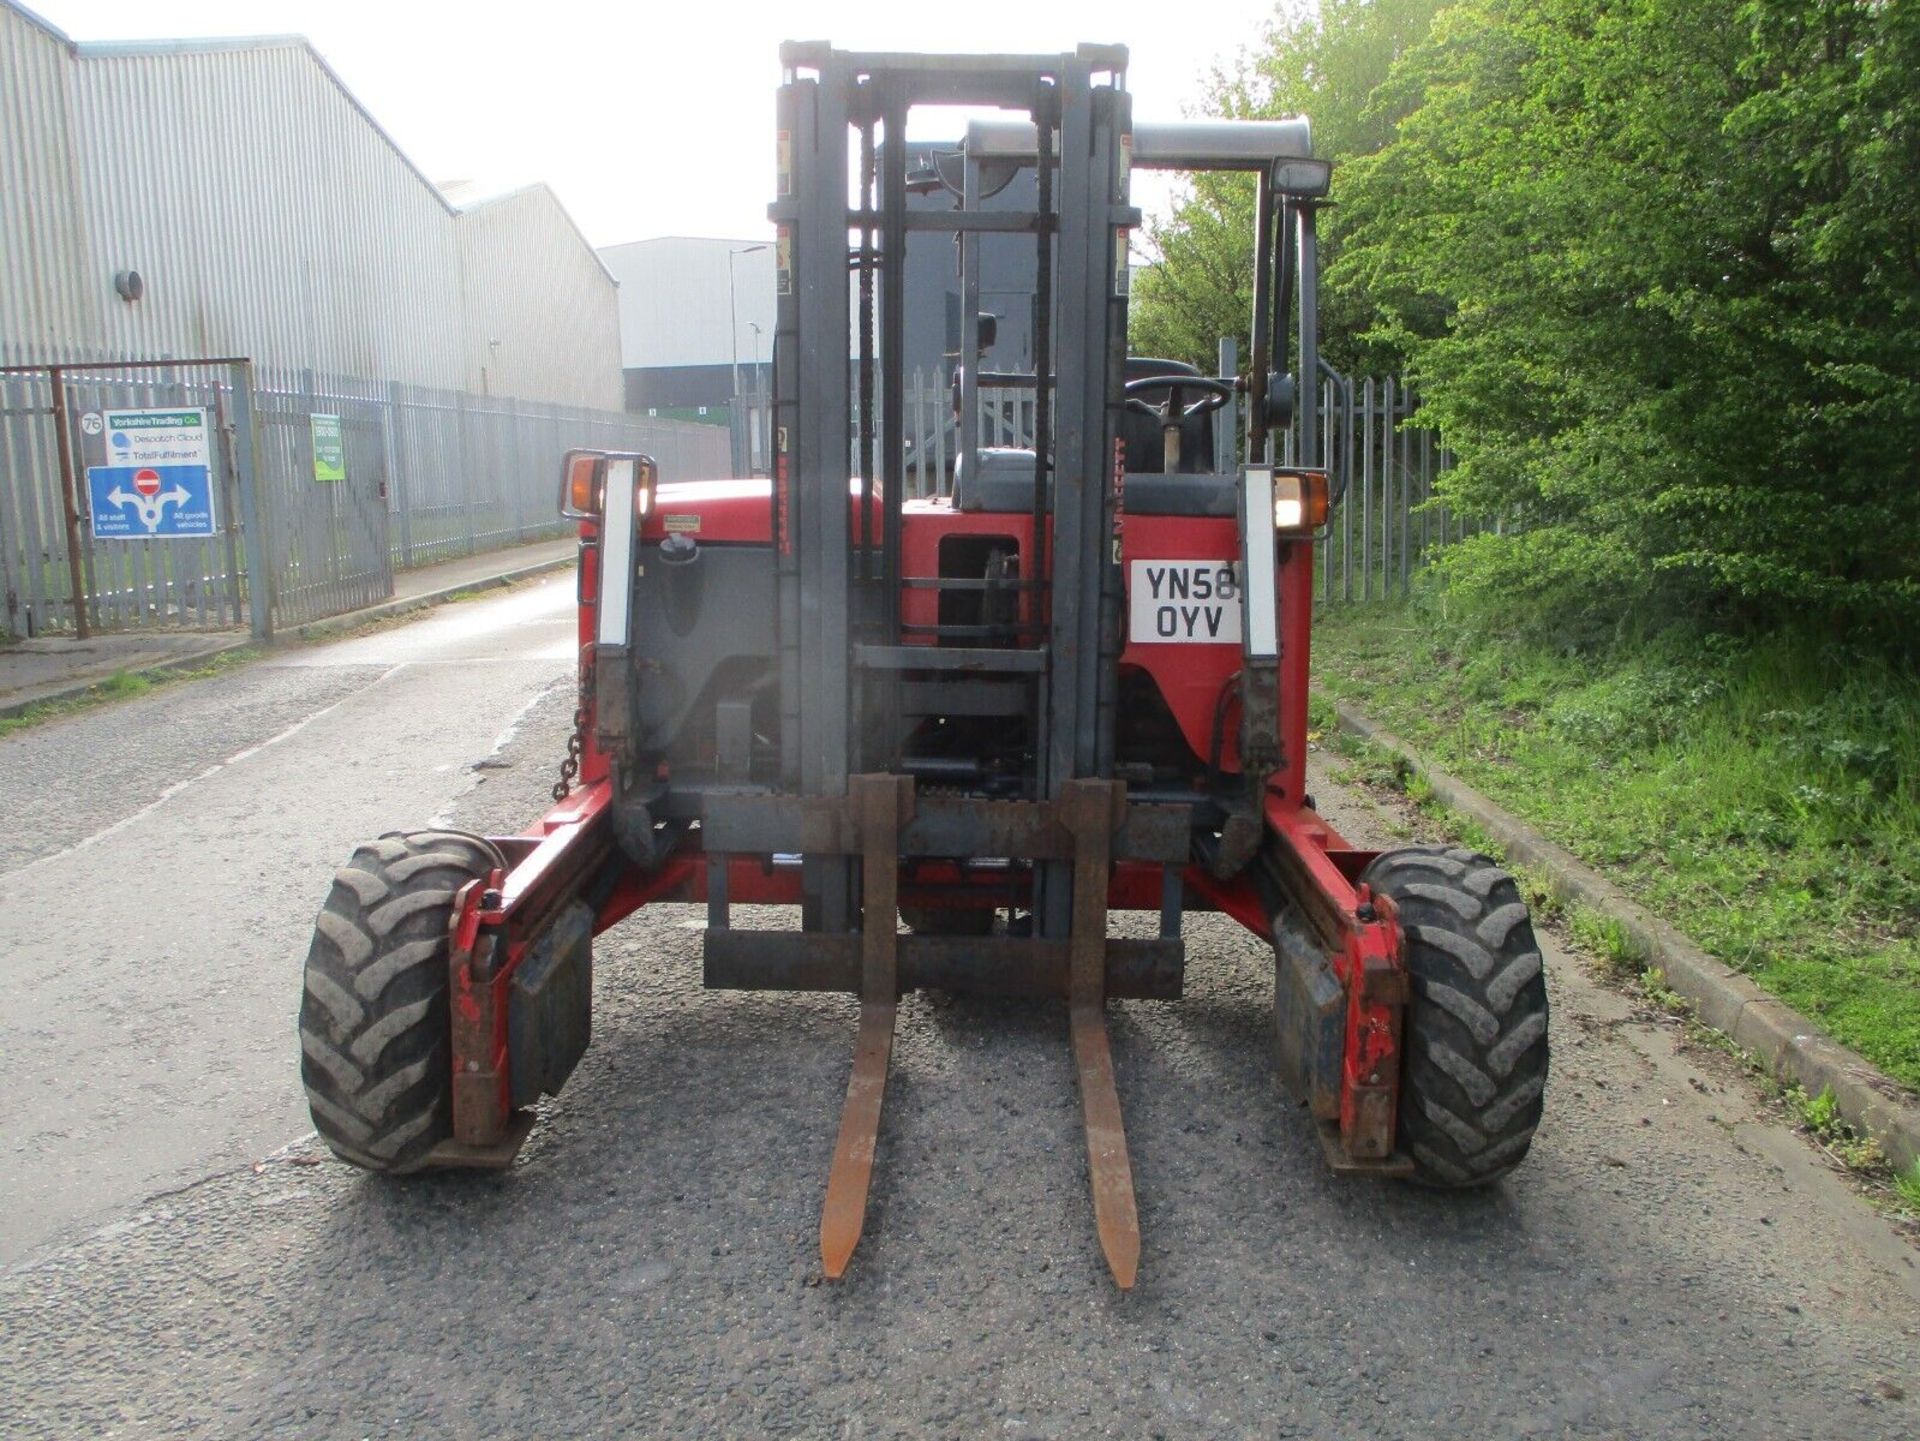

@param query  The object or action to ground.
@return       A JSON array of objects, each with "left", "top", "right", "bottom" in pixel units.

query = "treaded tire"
[
  {"left": 299, "top": 830, "right": 502, "bottom": 1173},
  {"left": 1361, "top": 844, "right": 1549, "bottom": 1187}
]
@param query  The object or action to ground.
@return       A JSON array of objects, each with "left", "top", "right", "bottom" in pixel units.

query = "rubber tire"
[
  {"left": 1361, "top": 844, "right": 1549, "bottom": 1187},
  {"left": 899, "top": 905, "right": 995, "bottom": 937},
  {"left": 298, "top": 831, "right": 500, "bottom": 1173}
]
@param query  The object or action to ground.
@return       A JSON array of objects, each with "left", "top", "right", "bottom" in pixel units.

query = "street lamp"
[
  {"left": 728, "top": 244, "right": 767, "bottom": 406},
  {"left": 747, "top": 320, "right": 766, "bottom": 474}
]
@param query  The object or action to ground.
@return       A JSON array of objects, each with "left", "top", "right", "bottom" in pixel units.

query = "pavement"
[
  {"left": 1, "top": 581, "right": 1916, "bottom": 1438},
  {"left": 0, "top": 536, "right": 576, "bottom": 717}
]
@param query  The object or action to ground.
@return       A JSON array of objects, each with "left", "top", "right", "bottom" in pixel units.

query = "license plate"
[{"left": 1127, "top": 560, "right": 1242, "bottom": 644}]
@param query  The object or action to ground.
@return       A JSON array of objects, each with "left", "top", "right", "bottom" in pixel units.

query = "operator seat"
[
  {"left": 952, "top": 446, "right": 1237, "bottom": 518},
  {"left": 1121, "top": 357, "right": 1218, "bottom": 474},
  {"left": 952, "top": 355, "right": 1236, "bottom": 516}
]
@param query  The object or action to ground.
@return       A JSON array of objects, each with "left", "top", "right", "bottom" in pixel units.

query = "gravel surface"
[{"left": 2, "top": 580, "right": 1916, "bottom": 1438}]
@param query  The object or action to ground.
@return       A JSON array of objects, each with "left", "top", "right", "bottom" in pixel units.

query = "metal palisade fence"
[
  {"left": 1278, "top": 374, "right": 1480, "bottom": 606},
  {"left": 0, "top": 359, "right": 730, "bottom": 639},
  {"left": 859, "top": 363, "right": 1470, "bottom": 603}
]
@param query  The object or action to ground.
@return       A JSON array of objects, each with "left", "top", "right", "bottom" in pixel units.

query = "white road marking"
[{"left": 6, "top": 664, "right": 407, "bottom": 880}]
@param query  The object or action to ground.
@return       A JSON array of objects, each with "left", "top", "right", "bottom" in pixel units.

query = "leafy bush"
[
  {"left": 1425, "top": 527, "right": 1647, "bottom": 650},
  {"left": 1337, "top": 0, "right": 1920, "bottom": 646},
  {"left": 1147, "top": 0, "right": 1920, "bottom": 652}
]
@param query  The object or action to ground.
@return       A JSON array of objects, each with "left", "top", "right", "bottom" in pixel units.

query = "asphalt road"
[
  {"left": 2, "top": 577, "right": 1916, "bottom": 1439},
  {"left": 0, "top": 577, "right": 578, "bottom": 1265}
]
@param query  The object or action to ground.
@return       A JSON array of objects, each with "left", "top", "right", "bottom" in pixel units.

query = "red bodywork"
[{"left": 447, "top": 478, "right": 1406, "bottom": 1165}]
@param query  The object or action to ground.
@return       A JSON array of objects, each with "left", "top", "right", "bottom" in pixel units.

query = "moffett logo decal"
[{"left": 1128, "top": 560, "right": 1243, "bottom": 644}]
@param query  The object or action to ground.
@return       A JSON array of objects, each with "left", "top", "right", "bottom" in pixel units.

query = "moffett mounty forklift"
[{"left": 299, "top": 42, "right": 1549, "bottom": 1289}]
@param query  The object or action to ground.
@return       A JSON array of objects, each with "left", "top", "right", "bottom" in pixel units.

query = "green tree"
[
  {"left": 1334, "top": 0, "right": 1920, "bottom": 642},
  {"left": 1130, "top": 0, "right": 1448, "bottom": 372}
]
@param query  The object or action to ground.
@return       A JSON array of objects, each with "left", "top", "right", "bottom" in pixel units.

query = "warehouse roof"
[
  {"left": 456, "top": 183, "right": 619, "bottom": 286},
  {"left": 5, "top": 0, "right": 454, "bottom": 214}
]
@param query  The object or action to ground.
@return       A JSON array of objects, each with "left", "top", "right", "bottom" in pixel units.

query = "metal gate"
[
  {"left": 256, "top": 371, "right": 392, "bottom": 625},
  {"left": 2, "top": 358, "right": 764, "bottom": 641},
  {"left": 0, "top": 358, "right": 265, "bottom": 638}
]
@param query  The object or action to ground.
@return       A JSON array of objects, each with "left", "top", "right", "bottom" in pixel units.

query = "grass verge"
[
  {"left": 1311, "top": 600, "right": 1920, "bottom": 1093},
  {"left": 0, "top": 647, "right": 260, "bottom": 737},
  {"left": 1313, "top": 687, "right": 1920, "bottom": 1222}
]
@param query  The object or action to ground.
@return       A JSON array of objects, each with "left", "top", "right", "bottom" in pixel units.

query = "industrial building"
[
  {"left": 0, "top": 0, "right": 732, "bottom": 643},
  {"left": 0, "top": 0, "right": 621, "bottom": 408},
  {"left": 600, "top": 237, "right": 776, "bottom": 418},
  {"left": 601, "top": 142, "right": 1040, "bottom": 419}
]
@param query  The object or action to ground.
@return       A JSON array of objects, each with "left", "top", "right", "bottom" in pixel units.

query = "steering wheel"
[{"left": 1123, "top": 373, "right": 1236, "bottom": 420}]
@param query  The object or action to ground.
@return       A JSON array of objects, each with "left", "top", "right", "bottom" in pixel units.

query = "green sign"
[{"left": 311, "top": 413, "right": 346, "bottom": 483}]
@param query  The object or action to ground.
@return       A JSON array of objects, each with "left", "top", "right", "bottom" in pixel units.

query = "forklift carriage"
[{"left": 298, "top": 42, "right": 1549, "bottom": 1289}]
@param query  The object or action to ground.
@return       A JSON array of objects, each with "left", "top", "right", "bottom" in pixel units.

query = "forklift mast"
[{"left": 767, "top": 42, "right": 1322, "bottom": 940}]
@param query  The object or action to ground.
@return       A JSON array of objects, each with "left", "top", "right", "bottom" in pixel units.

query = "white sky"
[{"left": 29, "top": 0, "right": 1285, "bottom": 247}]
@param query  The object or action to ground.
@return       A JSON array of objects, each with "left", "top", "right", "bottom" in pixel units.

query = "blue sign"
[{"left": 87, "top": 464, "right": 218, "bottom": 539}]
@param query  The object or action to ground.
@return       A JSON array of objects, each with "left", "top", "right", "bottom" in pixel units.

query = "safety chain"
[{"left": 553, "top": 654, "right": 596, "bottom": 801}]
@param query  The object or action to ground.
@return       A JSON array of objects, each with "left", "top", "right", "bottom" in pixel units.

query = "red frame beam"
[{"left": 449, "top": 497, "right": 1406, "bottom": 1165}]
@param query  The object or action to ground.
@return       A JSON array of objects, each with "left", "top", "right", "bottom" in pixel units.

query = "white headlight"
[{"left": 1271, "top": 470, "right": 1329, "bottom": 533}]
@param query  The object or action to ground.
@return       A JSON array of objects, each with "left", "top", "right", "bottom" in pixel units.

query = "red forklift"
[{"left": 299, "top": 42, "right": 1549, "bottom": 1290}]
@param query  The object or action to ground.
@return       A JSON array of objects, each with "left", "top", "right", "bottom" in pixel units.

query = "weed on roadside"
[
  {"left": 0, "top": 649, "right": 260, "bottom": 738},
  {"left": 1781, "top": 1083, "right": 1889, "bottom": 1174},
  {"left": 1568, "top": 905, "right": 1648, "bottom": 980},
  {"left": 1894, "top": 1163, "right": 1920, "bottom": 1215},
  {"left": 96, "top": 670, "right": 153, "bottom": 699}
]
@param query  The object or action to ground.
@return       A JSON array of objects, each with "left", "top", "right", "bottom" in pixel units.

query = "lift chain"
[{"left": 552, "top": 652, "right": 596, "bottom": 801}]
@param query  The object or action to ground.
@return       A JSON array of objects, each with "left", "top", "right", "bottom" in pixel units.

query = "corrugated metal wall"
[
  {"left": 67, "top": 39, "right": 468, "bottom": 386},
  {"left": 0, "top": 5, "right": 98, "bottom": 363},
  {"left": 460, "top": 187, "right": 623, "bottom": 409},
  {"left": 0, "top": 2, "right": 624, "bottom": 406}
]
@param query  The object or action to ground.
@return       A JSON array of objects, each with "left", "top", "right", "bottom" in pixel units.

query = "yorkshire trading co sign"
[{"left": 85, "top": 408, "right": 218, "bottom": 539}]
